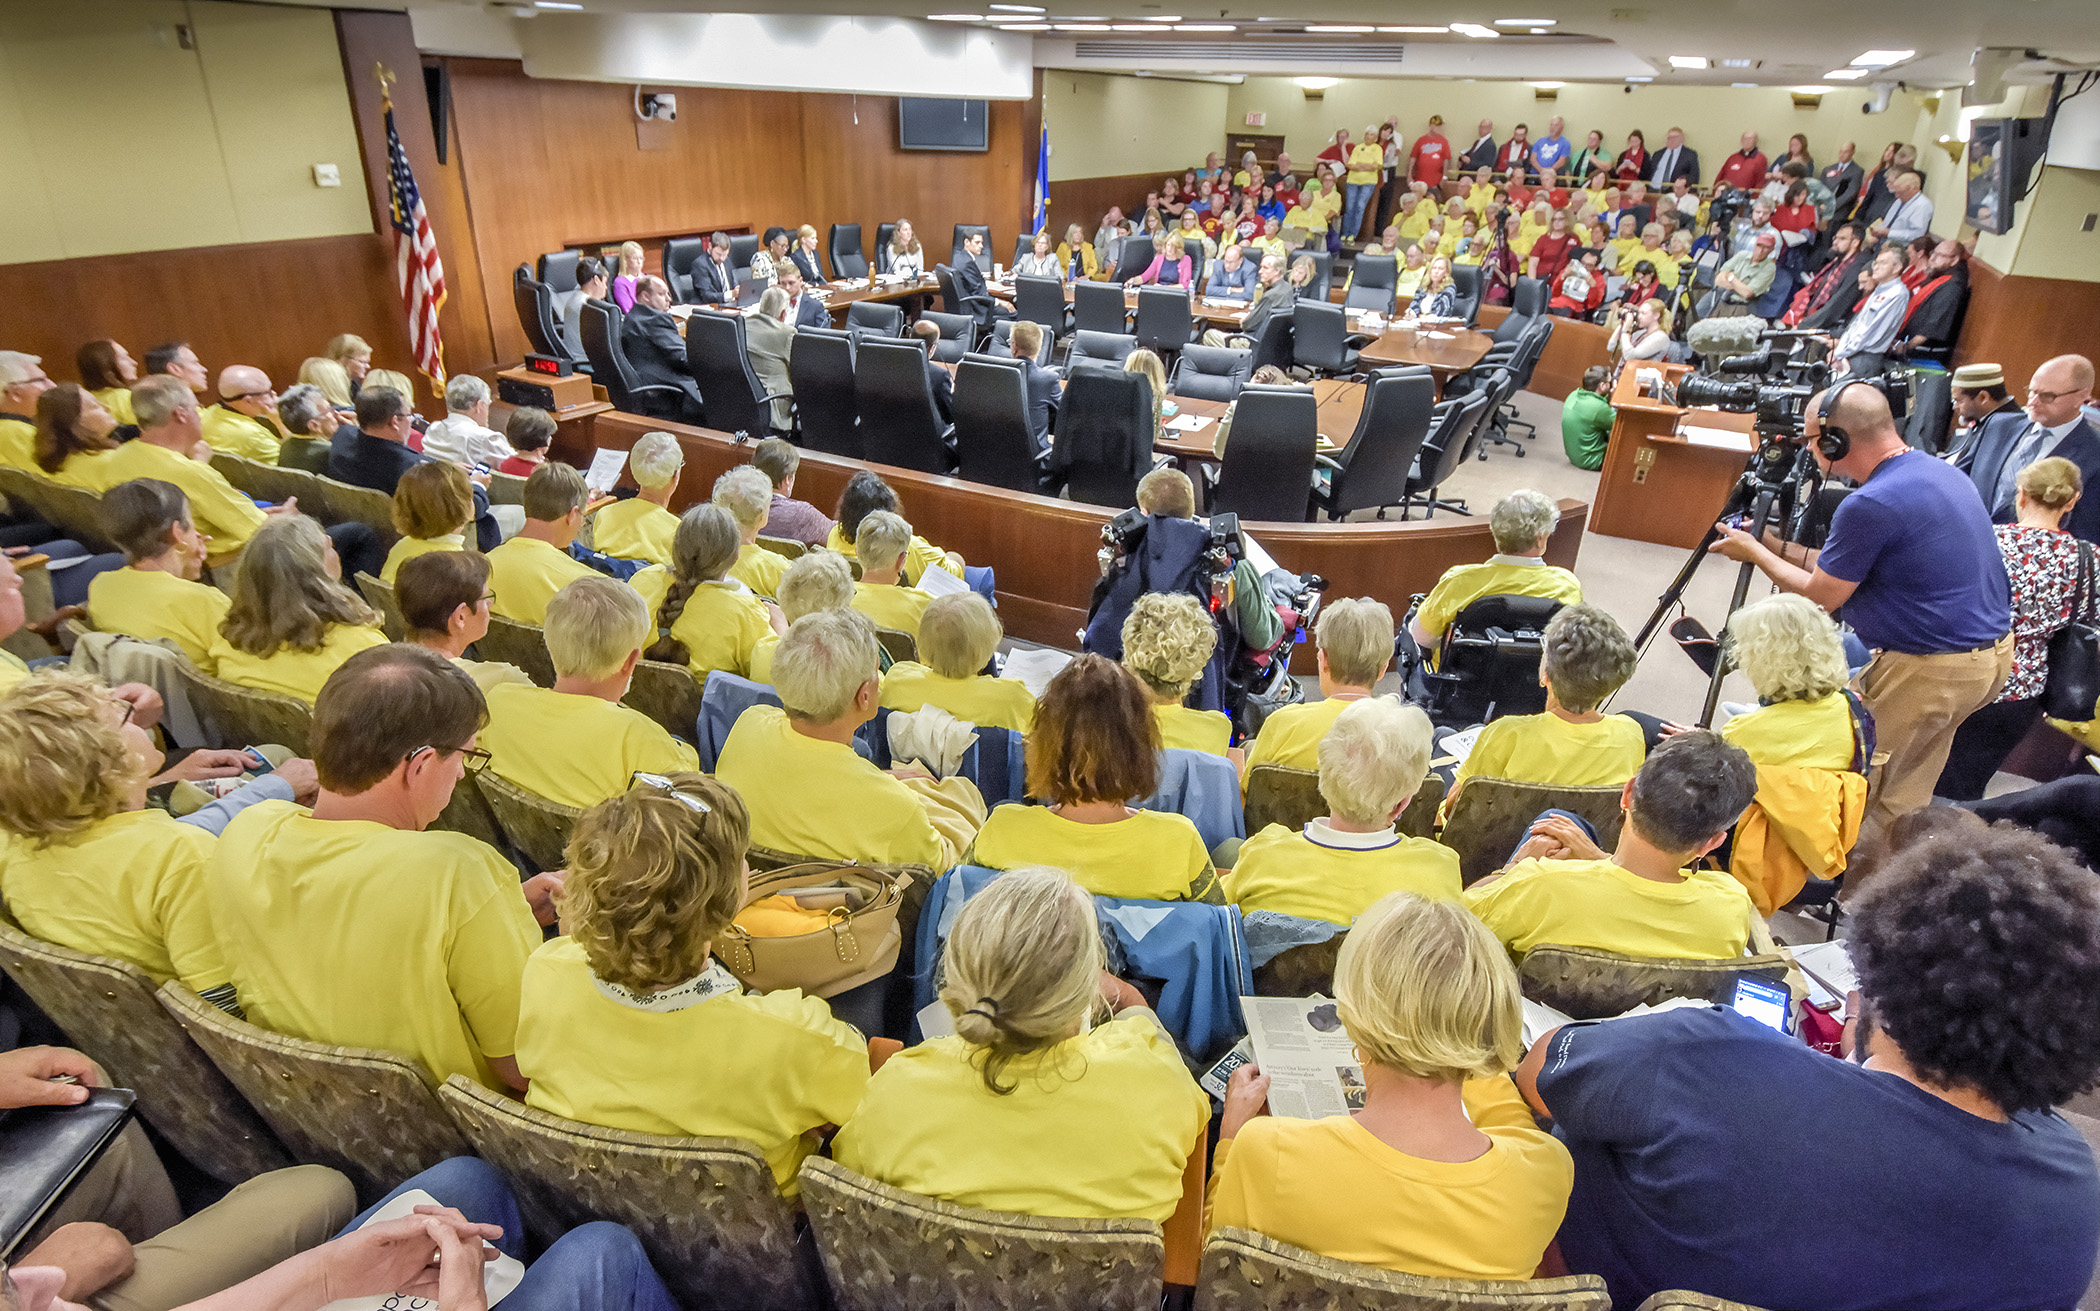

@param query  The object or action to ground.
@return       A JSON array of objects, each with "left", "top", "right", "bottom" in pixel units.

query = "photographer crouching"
[{"left": 1710, "top": 380, "right": 2012, "bottom": 847}]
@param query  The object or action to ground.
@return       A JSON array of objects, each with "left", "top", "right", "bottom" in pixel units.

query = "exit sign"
[{"left": 1245, "top": 112, "right": 1266, "bottom": 127}]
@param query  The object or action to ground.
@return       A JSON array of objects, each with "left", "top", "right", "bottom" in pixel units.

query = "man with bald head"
[
  {"left": 1962, "top": 354, "right": 2100, "bottom": 543},
  {"left": 1460, "top": 118, "right": 1497, "bottom": 174},
  {"left": 1714, "top": 381, "right": 2011, "bottom": 834},
  {"left": 199, "top": 364, "right": 284, "bottom": 464}
]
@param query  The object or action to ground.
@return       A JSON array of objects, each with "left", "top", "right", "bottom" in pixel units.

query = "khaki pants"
[
  {"left": 1200, "top": 329, "right": 1253, "bottom": 350},
  {"left": 1858, "top": 634, "right": 2014, "bottom": 838}
]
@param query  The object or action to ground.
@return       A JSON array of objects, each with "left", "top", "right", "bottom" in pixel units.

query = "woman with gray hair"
[
  {"left": 273, "top": 383, "right": 338, "bottom": 473},
  {"left": 714, "top": 464, "right": 788, "bottom": 596},
  {"left": 743, "top": 287, "right": 795, "bottom": 432},
  {"left": 748, "top": 549, "right": 854, "bottom": 683},
  {"left": 1407, "top": 490, "right": 1582, "bottom": 662}
]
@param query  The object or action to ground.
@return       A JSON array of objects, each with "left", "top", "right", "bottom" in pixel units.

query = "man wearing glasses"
[
  {"left": 1960, "top": 354, "right": 2100, "bottom": 544},
  {"left": 199, "top": 364, "right": 285, "bottom": 464},
  {"left": 206, "top": 645, "right": 558, "bottom": 1094}
]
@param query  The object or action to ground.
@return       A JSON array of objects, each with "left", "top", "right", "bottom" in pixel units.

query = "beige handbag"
[{"left": 714, "top": 863, "right": 906, "bottom": 999}]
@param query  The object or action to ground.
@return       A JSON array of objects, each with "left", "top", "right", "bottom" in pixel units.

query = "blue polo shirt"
[
  {"left": 1816, "top": 449, "right": 2010, "bottom": 654},
  {"left": 1540, "top": 1007, "right": 2100, "bottom": 1311},
  {"left": 1534, "top": 134, "right": 1573, "bottom": 172}
]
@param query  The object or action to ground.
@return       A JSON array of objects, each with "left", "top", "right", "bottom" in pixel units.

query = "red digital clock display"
[{"left": 525, "top": 354, "right": 564, "bottom": 376}]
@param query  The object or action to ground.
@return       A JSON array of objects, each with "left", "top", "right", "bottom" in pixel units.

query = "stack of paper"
[
  {"left": 915, "top": 564, "right": 970, "bottom": 598},
  {"left": 999, "top": 647, "right": 1073, "bottom": 699},
  {"left": 1165, "top": 414, "right": 1212, "bottom": 432}
]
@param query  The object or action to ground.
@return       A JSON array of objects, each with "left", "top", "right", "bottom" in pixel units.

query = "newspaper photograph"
[{"left": 1241, "top": 995, "right": 1365, "bottom": 1120}]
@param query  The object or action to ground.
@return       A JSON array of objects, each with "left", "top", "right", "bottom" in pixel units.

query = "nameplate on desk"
[{"left": 1678, "top": 425, "right": 1755, "bottom": 453}]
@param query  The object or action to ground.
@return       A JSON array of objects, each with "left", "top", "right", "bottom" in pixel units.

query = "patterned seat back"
[
  {"left": 1518, "top": 945, "right": 1791, "bottom": 1022},
  {"left": 1196, "top": 1226, "right": 1612, "bottom": 1311},
  {"left": 1245, "top": 764, "right": 1444, "bottom": 838},
  {"left": 174, "top": 661, "right": 313, "bottom": 754},
  {"left": 353, "top": 572, "right": 406, "bottom": 641},
  {"left": 472, "top": 770, "right": 581, "bottom": 874},
  {"left": 1440, "top": 777, "right": 1628, "bottom": 887},
  {"left": 474, "top": 614, "right": 556, "bottom": 687}
]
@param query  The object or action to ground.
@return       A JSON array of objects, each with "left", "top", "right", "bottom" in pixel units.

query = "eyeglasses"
[
  {"left": 410, "top": 744, "right": 490, "bottom": 773},
  {"left": 631, "top": 771, "right": 711, "bottom": 813},
  {"left": 2028, "top": 386, "right": 2085, "bottom": 405},
  {"left": 225, "top": 390, "right": 277, "bottom": 402},
  {"left": 478, "top": 592, "right": 497, "bottom": 607}
]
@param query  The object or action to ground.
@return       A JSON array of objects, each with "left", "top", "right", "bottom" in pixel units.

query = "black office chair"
[
  {"left": 1014, "top": 276, "right": 1074, "bottom": 339},
  {"left": 873, "top": 223, "right": 898, "bottom": 272},
  {"left": 1243, "top": 310, "right": 1294, "bottom": 374},
  {"left": 662, "top": 238, "right": 707, "bottom": 304},
  {"left": 854, "top": 339, "right": 954, "bottom": 474},
  {"left": 1473, "top": 350, "right": 1534, "bottom": 460},
  {"left": 1314, "top": 367, "right": 1435, "bottom": 521},
  {"left": 790, "top": 328, "right": 861, "bottom": 458},
  {"left": 919, "top": 310, "right": 975, "bottom": 364},
  {"left": 1012, "top": 235, "right": 1038, "bottom": 270},
  {"left": 1449, "top": 263, "right": 1483, "bottom": 326},
  {"left": 1417, "top": 594, "right": 1566, "bottom": 728},
  {"left": 953, "top": 356, "right": 1051, "bottom": 495},
  {"left": 1134, "top": 286, "right": 1196, "bottom": 356},
  {"left": 1301, "top": 249, "right": 1335, "bottom": 303},
  {"left": 986, "top": 321, "right": 1052, "bottom": 366},
  {"left": 685, "top": 311, "right": 788, "bottom": 440},
  {"left": 829, "top": 224, "right": 867, "bottom": 281},
  {"left": 1497, "top": 319, "right": 1555, "bottom": 443},
  {"left": 537, "top": 250, "right": 580, "bottom": 294},
  {"left": 933, "top": 263, "right": 994, "bottom": 325},
  {"left": 513, "top": 264, "right": 566, "bottom": 362},
  {"left": 1491, "top": 276, "right": 1548, "bottom": 344},
  {"left": 1063, "top": 330, "right": 1138, "bottom": 374},
  {"left": 1207, "top": 385, "right": 1317, "bottom": 523},
  {"left": 845, "top": 301, "right": 906, "bottom": 337},
  {"left": 1169, "top": 345, "right": 1252, "bottom": 402},
  {"left": 1110, "top": 242, "right": 1153, "bottom": 286},
  {"left": 1401, "top": 391, "right": 1490, "bottom": 518},
  {"left": 951, "top": 224, "right": 992, "bottom": 273},
  {"left": 1291, "top": 301, "right": 1365, "bottom": 379},
  {"left": 1047, "top": 370, "right": 1159, "bottom": 508},
  {"left": 727, "top": 233, "right": 761, "bottom": 280},
  {"left": 1345, "top": 253, "right": 1399, "bottom": 314},
  {"left": 579, "top": 299, "right": 684, "bottom": 419},
  {"left": 1073, "top": 281, "right": 1131, "bottom": 336}
]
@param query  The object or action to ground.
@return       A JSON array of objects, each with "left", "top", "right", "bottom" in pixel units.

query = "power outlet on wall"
[{"left": 313, "top": 163, "right": 341, "bottom": 188}]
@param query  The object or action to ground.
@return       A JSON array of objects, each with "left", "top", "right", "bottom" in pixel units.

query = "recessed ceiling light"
[
  {"left": 1494, "top": 17, "right": 1556, "bottom": 24},
  {"left": 1379, "top": 25, "right": 1449, "bottom": 32},
  {"left": 1824, "top": 67, "right": 1870, "bottom": 80},
  {"left": 987, "top": 2, "right": 1045, "bottom": 9},
  {"left": 1142, "top": 13, "right": 1181, "bottom": 19},
  {"left": 1667, "top": 54, "right": 1708, "bottom": 70},
  {"left": 1306, "top": 24, "right": 1374, "bottom": 32},
  {"left": 1792, "top": 85, "right": 1834, "bottom": 94},
  {"left": 1730, "top": 81, "right": 1757, "bottom": 88},
  {"left": 532, "top": 2, "right": 583, "bottom": 9},
  {"left": 1851, "top": 49, "right": 1915, "bottom": 67},
  {"left": 1625, "top": 75, "right": 1652, "bottom": 83},
  {"left": 1530, "top": 80, "right": 1565, "bottom": 89},
  {"left": 1110, "top": 24, "right": 1156, "bottom": 30},
  {"left": 1529, "top": 28, "right": 1547, "bottom": 34},
  {"left": 998, "top": 22, "right": 1050, "bottom": 29},
  {"left": 1449, "top": 22, "right": 1500, "bottom": 38},
  {"left": 1294, "top": 76, "right": 1341, "bottom": 89},
  {"left": 1174, "top": 22, "right": 1234, "bottom": 30},
  {"left": 927, "top": 13, "right": 985, "bottom": 20},
  {"left": 1720, "top": 58, "right": 1752, "bottom": 68}
]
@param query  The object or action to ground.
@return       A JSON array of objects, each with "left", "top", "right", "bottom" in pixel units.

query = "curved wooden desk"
[{"left": 573, "top": 413, "right": 1589, "bottom": 663}]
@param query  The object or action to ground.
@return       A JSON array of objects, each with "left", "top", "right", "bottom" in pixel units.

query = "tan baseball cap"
[{"left": 1952, "top": 363, "right": 2005, "bottom": 389}]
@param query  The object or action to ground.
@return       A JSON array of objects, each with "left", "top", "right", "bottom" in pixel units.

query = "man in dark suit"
[
  {"left": 1945, "top": 362, "right": 2025, "bottom": 467},
  {"left": 909, "top": 321, "right": 956, "bottom": 424},
  {"left": 1200, "top": 252, "right": 1295, "bottom": 349},
  {"left": 951, "top": 232, "right": 1014, "bottom": 335},
  {"left": 1459, "top": 118, "right": 1497, "bottom": 174},
  {"left": 1644, "top": 126, "right": 1701, "bottom": 186},
  {"left": 689, "top": 231, "right": 739, "bottom": 306},
  {"left": 1820, "top": 142, "right": 1865, "bottom": 222},
  {"left": 776, "top": 265, "right": 831, "bottom": 330},
  {"left": 1961, "top": 354, "right": 2100, "bottom": 543},
  {"left": 619, "top": 275, "right": 706, "bottom": 423},
  {"left": 329, "top": 388, "right": 503, "bottom": 551},
  {"left": 1008, "top": 320, "right": 1061, "bottom": 452}
]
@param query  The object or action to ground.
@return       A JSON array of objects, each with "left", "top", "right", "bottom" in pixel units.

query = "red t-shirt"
[
  {"left": 1772, "top": 203, "right": 1817, "bottom": 236},
  {"left": 1199, "top": 214, "right": 1225, "bottom": 239},
  {"left": 497, "top": 454, "right": 545, "bottom": 478},
  {"left": 1529, "top": 233, "right": 1581, "bottom": 281},
  {"left": 1716, "top": 150, "right": 1770, "bottom": 193},
  {"left": 1408, "top": 135, "right": 1451, "bottom": 186}
]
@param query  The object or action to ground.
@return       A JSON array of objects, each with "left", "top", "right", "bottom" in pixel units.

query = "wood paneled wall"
[
  {"left": 1047, "top": 171, "right": 1175, "bottom": 239},
  {"left": 444, "top": 59, "right": 1028, "bottom": 369},
  {"left": 1956, "top": 257, "right": 2100, "bottom": 391}
]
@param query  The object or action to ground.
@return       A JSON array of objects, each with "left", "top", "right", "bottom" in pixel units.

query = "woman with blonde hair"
[
  {"left": 324, "top": 333, "right": 371, "bottom": 390},
  {"left": 1057, "top": 221, "right": 1102, "bottom": 283},
  {"left": 380, "top": 460, "right": 474, "bottom": 583},
  {"left": 1126, "top": 232, "right": 1194, "bottom": 289},
  {"left": 1715, "top": 593, "right": 1862, "bottom": 773},
  {"left": 517, "top": 772, "right": 869, "bottom": 1196},
  {"left": 834, "top": 866, "right": 1209, "bottom": 1220},
  {"left": 967, "top": 655, "right": 1220, "bottom": 902},
  {"left": 297, "top": 356, "right": 355, "bottom": 412},
  {"left": 748, "top": 549, "right": 853, "bottom": 684},
  {"left": 1123, "top": 348, "right": 1168, "bottom": 445},
  {"left": 1403, "top": 256, "right": 1458, "bottom": 320},
  {"left": 1121, "top": 592, "right": 1228, "bottom": 755},
  {"left": 1208, "top": 891, "right": 1571, "bottom": 1277},
  {"left": 881, "top": 593, "right": 1035, "bottom": 732},
  {"left": 645, "top": 503, "right": 783, "bottom": 680},
  {"left": 611, "top": 240, "right": 646, "bottom": 312},
  {"left": 208, "top": 515, "right": 386, "bottom": 702},
  {"left": 885, "top": 219, "right": 926, "bottom": 277},
  {"left": 791, "top": 223, "right": 825, "bottom": 284}
]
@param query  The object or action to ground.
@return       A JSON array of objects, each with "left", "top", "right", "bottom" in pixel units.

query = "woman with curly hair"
[
  {"left": 208, "top": 515, "right": 386, "bottom": 703},
  {"left": 1120, "top": 591, "right": 1228, "bottom": 755},
  {"left": 644, "top": 504, "right": 782, "bottom": 680},
  {"left": 1715, "top": 593, "right": 1860, "bottom": 770},
  {"left": 966, "top": 655, "right": 1221, "bottom": 902},
  {"left": 834, "top": 866, "right": 1208, "bottom": 1220},
  {"left": 515, "top": 772, "right": 868, "bottom": 1197},
  {"left": 825, "top": 469, "right": 967, "bottom": 586},
  {"left": 1517, "top": 814, "right": 2100, "bottom": 1311}
]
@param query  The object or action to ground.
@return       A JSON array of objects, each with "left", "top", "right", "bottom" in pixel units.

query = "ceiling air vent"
[{"left": 1071, "top": 38, "right": 1406, "bottom": 63}]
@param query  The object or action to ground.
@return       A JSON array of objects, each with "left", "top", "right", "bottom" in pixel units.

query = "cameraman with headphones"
[{"left": 1711, "top": 380, "right": 2012, "bottom": 847}]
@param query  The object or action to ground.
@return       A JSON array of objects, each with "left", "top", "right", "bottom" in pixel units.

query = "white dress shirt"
[
  {"left": 1881, "top": 194, "right": 1934, "bottom": 246},
  {"left": 1834, "top": 279, "right": 1911, "bottom": 364},
  {"left": 421, "top": 412, "right": 514, "bottom": 468}
]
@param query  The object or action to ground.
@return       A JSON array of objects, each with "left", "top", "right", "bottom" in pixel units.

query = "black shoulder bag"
[{"left": 2042, "top": 540, "right": 2100, "bottom": 721}]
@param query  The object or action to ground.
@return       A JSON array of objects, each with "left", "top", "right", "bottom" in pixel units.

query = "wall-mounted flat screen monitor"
[{"left": 899, "top": 97, "right": 989, "bottom": 151}]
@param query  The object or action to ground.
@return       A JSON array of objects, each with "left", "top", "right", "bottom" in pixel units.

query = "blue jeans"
[
  {"left": 1510, "top": 807, "right": 1601, "bottom": 867},
  {"left": 344, "top": 1157, "right": 678, "bottom": 1311},
  {"left": 36, "top": 539, "right": 124, "bottom": 608},
  {"left": 963, "top": 564, "right": 996, "bottom": 606},
  {"left": 1842, "top": 630, "right": 1870, "bottom": 678},
  {"left": 1343, "top": 182, "right": 1376, "bottom": 240}
]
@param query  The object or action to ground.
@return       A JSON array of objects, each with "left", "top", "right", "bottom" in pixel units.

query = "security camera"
[
  {"left": 637, "top": 92, "right": 677, "bottom": 122},
  {"left": 485, "top": 2, "right": 535, "bottom": 17},
  {"left": 1861, "top": 81, "right": 1896, "bottom": 114}
]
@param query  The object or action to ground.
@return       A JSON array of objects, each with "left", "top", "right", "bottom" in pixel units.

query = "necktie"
[
  {"left": 1996, "top": 422, "right": 2051, "bottom": 512},
  {"left": 1661, "top": 148, "right": 1675, "bottom": 179}
]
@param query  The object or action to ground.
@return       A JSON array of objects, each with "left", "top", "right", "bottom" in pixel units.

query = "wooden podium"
[{"left": 1590, "top": 363, "right": 1757, "bottom": 549}]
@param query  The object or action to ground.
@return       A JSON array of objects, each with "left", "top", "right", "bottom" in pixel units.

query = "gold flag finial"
[{"left": 374, "top": 61, "right": 396, "bottom": 100}]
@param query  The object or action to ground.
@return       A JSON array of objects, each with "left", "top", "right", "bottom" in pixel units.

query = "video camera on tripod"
[{"left": 1678, "top": 325, "right": 1911, "bottom": 442}]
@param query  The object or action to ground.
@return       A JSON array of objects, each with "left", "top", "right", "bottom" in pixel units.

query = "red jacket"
[{"left": 1716, "top": 150, "right": 1770, "bottom": 193}]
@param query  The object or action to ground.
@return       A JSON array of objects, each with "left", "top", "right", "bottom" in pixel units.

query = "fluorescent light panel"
[
  {"left": 1667, "top": 54, "right": 1709, "bottom": 69},
  {"left": 1175, "top": 23, "right": 1235, "bottom": 30},
  {"left": 1824, "top": 68, "right": 1871, "bottom": 79},
  {"left": 987, "top": 3, "right": 1045, "bottom": 9},
  {"left": 1494, "top": 17, "right": 1556, "bottom": 24},
  {"left": 1306, "top": 24, "right": 1374, "bottom": 31},
  {"left": 1449, "top": 22, "right": 1499, "bottom": 38},
  {"left": 1380, "top": 25, "right": 1448, "bottom": 32},
  {"left": 1851, "top": 49, "right": 1915, "bottom": 66},
  {"left": 533, "top": 2, "right": 583, "bottom": 9},
  {"left": 927, "top": 13, "right": 984, "bottom": 19}
]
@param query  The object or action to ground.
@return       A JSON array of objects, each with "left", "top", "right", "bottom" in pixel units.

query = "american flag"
[{"left": 384, "top": 96, "right": 447, "bottom": 388}]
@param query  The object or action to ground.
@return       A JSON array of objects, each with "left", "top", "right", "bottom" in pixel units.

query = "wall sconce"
[
  {"left": 1531, "top": 80, "right": 1562, "bottom": 101},
  {"left": 1295, "top": 75, "right": 1338, "bottom": 100},
  {"left": 1935, "top": 134, "right": 1966, "bottom": 164}
]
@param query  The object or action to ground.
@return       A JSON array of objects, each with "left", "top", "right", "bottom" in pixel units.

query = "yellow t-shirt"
[
  {"left": 669, "top": 580, "right": 774, "bottom": 680},
  {"left": 1415, "top": 560, "right": 1585, "bottom": 650},
  {"left": 207, "top": 623, "right": 388, "bottom": 704},
  {"left": 1156, "top": 702, "right": 1230, "bottom": 756},
  {"left": 729, "top": 543, "right": 789, "bottom": 598},
  {"left": 1243, "top": 696, "right": 1357, "bottom": 775},
  {"left": 0, "top": 810, "right": 228, "bottom": 992},
  {"left": 1206, "top": 1078, "right": 1571, "bottom": 1280},
  {"left": 453, "top": 656, "right": 534, "bottom": 694},
  {"left": 199, "top": 406, "right": 282, "bottom": 465},
  {"left": 76, "top": 440, "right": 266, "bottom": 556},
  {"left": 485, "top": 536, "right": 670, "bottom": 628},
  {"left": 716, "top": 705, "right": 948, "bottom": 868},
  {"left": 1284, "top": 204, "right": 1327, "bottom": 236},
  {"left": 0, "top": 650, "right": 27, "bottom": 694},
  {"left": 1462, "top": 857, "right": 1754, "bottom": 961},
  {"left": 1346, "top": 142, "right": 1385, "bottom": 187},
  {"left": 880, "top": 662, "right": 1035, "bottom": 732},
  {"left": 833, "top": 1012, "right": 1209, "bottom": 1222},
  {"left": 1452, "top": 712, "right": 1645, "bottom": 797},
  {"left": 1465, "top": 187, "right": 1499, "bottom": 217},
  {"left": 0, "top": 419, "right": 31, "bottom": 471},
  {"left": 748, "top": 634, "right": 780, "bottom": 685},
  {"left": 852, "top": 580, "right": 931, "bottom": 640},
  {"left": 517, "top": 942, "right": 867, "bottom": 1194},
  {"left": 592, "top": 498, "right": 680, "bottom": 568},
  {"left": 479, "top": 684, "right": 699, "bottom": 810},
  {"left": 967, "top": 805, "right": 1216, "bottom": 902},
  {"left": 1226, "top": 822, "right": 1461, "bottom": 925},
  {"left": 1607, "top": 236, "right": 1644, "bottom": 269},
  {"left": 1397, "top": 210, "right": 1432, "bottom": 243},
  {"left": 206, "top": 801, "right": 543, "bottom": 1088},
  {"left": 824, "top": 525, "right": 963, "bottom": 587},
  {"left": 1249, "top": 234, "right": 1289, "bottom": 264},
  {"left": 46, "top": 451, "right": 117, "bottom": 491},
  {"left": 1719, "top": 693, "right": 1855, "bottom": 771},
  {"left": 380, "top": 533, "right": 465, "bottom": 585},
  {"left": 86, "top": 566, "right": 231, "bottom": 670},
  {"left": 94, "top": 387, "right": 136, "bottom": 426}
]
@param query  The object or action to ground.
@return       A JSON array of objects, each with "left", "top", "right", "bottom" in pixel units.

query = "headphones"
[{"left": 1814, "top": 379, "right": 1865, "bottom": 463}]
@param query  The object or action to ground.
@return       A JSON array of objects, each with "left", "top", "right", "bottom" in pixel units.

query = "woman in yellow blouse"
[
  {"left": 646, "top": 503, "right": 784, "bottom": 681},
  {"left": 968, "top": 655, "right": 1222, "bottom": 903},
  {"left": 87, "top": 479, "right": 230, "bottom": 670},
  {"left": 75, "top": 339, "right": 138, "bottom": 425},
  {"left": 1121, "top": 592, "right": 1230, "bottom": 755},
  {"left": 1208, "top": 891, "right": 1572, "bottom": 1278},
  {"left": 1057, "top": 222, "right": 1104, "bottom": 283},
  {"left": 517, "top": 773, "right": 869, "bottom": 1196},
  {"left": 880, "top": 593, "right": 1035, "bottom": 732},
  {"left": 208, "top": 515, "right": 387, "bottom": 703},
  {"left": 380, "top": 460, "right": 473, "bottom": 584},
  {"left": 833, "top": 866, "right": 1210, "bottom": 1221}
]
